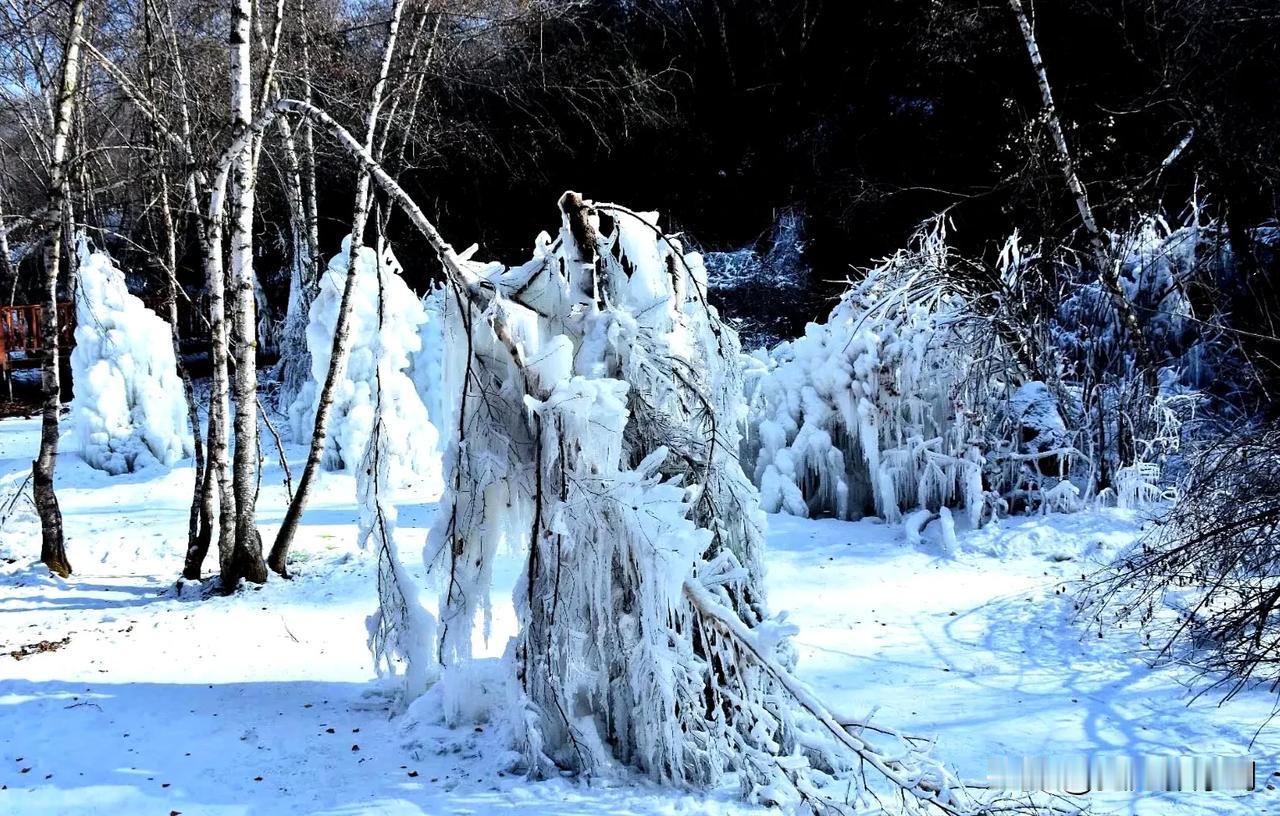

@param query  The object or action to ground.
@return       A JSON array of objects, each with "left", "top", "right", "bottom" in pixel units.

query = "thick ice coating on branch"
[
  {"left": 288, "top": 238, "right": 441, "bottom": 489},
  {"left": 69, "top": 243, "right": 192, "bottom": 474},
  {"left": 408, "top": 195, "right": 980, "bottom": 814}
]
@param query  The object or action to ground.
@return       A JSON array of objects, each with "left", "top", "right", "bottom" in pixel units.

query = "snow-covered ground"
[{"left": 1, "top": 414, "right": 1276, "bottom": 815}]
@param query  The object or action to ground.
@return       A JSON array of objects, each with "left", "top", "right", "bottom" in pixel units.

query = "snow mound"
[
  {"left": 69, "top": 243, "right": 192, "bottom": 475},
  {"left": 288, "top": 238, "right": 441, "bottom": 490}
]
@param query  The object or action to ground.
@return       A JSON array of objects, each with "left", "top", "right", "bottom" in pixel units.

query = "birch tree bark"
[
  {"left": 268, "top": 0, "right": 407, "bottom": 576},
  {"left": 296, "top": 0, "right": 321, "bottom": 295},
  {"left": 0, "top": 190, "right": 12, "bottom": 292},
  {"left": 33, "top": 0, "right": 87, "bottom": 578},
  {"left": 225, "top": 0, "right": 268, "bottom": 585},
  {"left": 273, "top": 114, "right": 314, "bottom": 410},
  {"left": 159, "top": 169, "right": 213, "bottom": 578},
  {"left": 268, "top": 0, "right": 317, "bottom": 411},
  {"left": 1007, "top": 0, "right": 1155, "bottom": 384}
]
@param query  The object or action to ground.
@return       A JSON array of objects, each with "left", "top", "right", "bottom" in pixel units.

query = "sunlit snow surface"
[{"left": 0, "top": 414, "right": 1276, "bottom": 814}]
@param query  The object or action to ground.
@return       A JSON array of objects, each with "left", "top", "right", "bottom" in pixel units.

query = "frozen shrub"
[
  {"left": 409, "top": 194, "right": 982, "bottom": 814},
  {"left": 69, "top": 243, "right": 192, "bottom": 474},
  {"left": 745, "top": 213, "right": 1233, "bottom": 529},
  {"left": 744, "top": 220, "right": 1014, "bottom": 525},
  {"left": 288, "top": 238, "right": 441, "bottom": 489}
]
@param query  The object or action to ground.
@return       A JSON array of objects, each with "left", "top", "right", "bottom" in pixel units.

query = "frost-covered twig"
[
  {"left": 256, "top": 395, "right": 292, "bottom": 502},
  {"left": 684, "top": 577, "right": 970, "bottom": 814}
]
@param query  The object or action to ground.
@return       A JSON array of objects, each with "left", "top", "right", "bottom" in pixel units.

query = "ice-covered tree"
[
  {"left": 69, "top": 244, "right": 193, "bottom": 475},
  {"left": 410, "top": 193, "right": 1006, "bottom": 814},
  {"left": 287, "top": 239, "right": 441, "bottom": 488},
  {"left": 745, "top": 220, "right": 1045, "bottom": 527}
]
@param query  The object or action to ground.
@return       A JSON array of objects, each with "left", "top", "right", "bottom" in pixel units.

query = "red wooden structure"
[
  {"left": 0, "top": 293, "right": 204, "bottom": 377},
  {"left": 0, "top": 302, "right": 76, "bottom": 374}
]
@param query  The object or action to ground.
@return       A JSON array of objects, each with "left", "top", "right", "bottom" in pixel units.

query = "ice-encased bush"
[
  {"left": 288, "top": 238, "right": 441, "bottom": 489},
  {"left": 744, "top": 223, "right": 1003, "bottom": 525},
  {"left": 420, "top": 197, "right": 781, "bottom": 786},
  {"left": 69, "top": 244, "right": 192, "bottom": 474},
  {"left": 399, "top": 195, "right": 976, "bottom": 813},
  {"left": 743, "top": 213, "right": 1232, "bottom": 526}
]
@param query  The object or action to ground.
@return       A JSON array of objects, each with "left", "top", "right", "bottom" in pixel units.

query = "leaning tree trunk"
[
  {"left": 1007, "top": 0, "right": 1155, "bottom": 388},
  {"left": 224, "top": 0, "right": 268, "bottom": 586},
  {"left": 268, "top": 0, "right": 407, "bottom": 576},
  {"left": 33, "top": 0, "right": 87, "bottom": 578}
]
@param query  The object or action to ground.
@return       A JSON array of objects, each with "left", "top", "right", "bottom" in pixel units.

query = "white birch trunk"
[
  {"left": 34, "top": 0, "right": 87, "bottom": 578},
  {"left": 1007, "top": 0, "right": 1154, "bottom": 382},
  {"left": 268, "top": 0, "right": 408, "bottom": 575},
  {"left": 225, "top": 0, "right": 268, "bottom": 585}
]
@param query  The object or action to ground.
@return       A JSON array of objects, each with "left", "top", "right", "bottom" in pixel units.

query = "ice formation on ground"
[
  {"left": 288, "top": 238, "right": 440, "bottom": 489},
  {"left": 69, "top": 242, "right": 192, "bottom": 474}
]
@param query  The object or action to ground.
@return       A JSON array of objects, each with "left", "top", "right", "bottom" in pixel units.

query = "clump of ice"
[
  {"left": 744, "top": 220, "right": 992, "bottom": 526},
  {"left": 408, "top": 283, "right": 446, "bottom": 451},
  {"left": 69, "top": 242, "right": 192, "bottom": 475},
  {"left": 288, "top": 238, "right": 441, "bottom": 489}
]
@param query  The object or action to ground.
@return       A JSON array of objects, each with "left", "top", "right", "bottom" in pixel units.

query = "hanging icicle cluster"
[
  {"left": 361, "top": 237, "right": 439, "bottom": 704},
  {"left": 413, "top": 194, "right": 1000, "bottom": 814}
]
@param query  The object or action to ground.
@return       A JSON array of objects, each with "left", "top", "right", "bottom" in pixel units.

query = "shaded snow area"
[{"left": 0, "top": 415, "right": 1277, "bottom": 815}]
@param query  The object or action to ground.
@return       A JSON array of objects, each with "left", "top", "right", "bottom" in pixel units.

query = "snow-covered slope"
[{"left": 0, "top": 415, "right": 1275, "bottom": 815}]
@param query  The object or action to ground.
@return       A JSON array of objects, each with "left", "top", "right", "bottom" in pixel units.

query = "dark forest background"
[
  {"left": 7, "top": 0, "right": 1278, "bottom": 349},
  {"left": 338, "top": 0, "right": 1280, "bottom": 342}
]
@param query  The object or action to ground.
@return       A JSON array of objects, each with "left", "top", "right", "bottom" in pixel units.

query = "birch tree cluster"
[
  {"left": 0, "top": 0, "right": 1276, "bottom": 811},
  {"left": 0, "top": 0, "right": 657, "bottom": 584}
]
